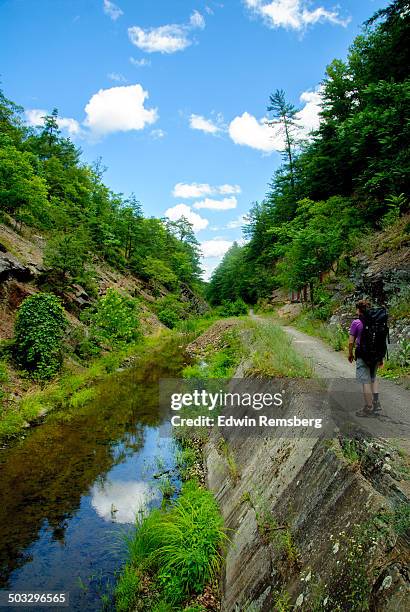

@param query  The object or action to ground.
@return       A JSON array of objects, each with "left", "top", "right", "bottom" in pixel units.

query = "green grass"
[
  {"left": 292, "top": 310, "right": 349, "bottom": 352},
  {"left": 174, "top": 312, "right": 220, "bottom": 336},
  {"left": 182, "top": 329, "right": 242, "bottom": 380},
  {"left": 218, "top": 437, "right": 240, "bottom": 484},
  {"left": 272, "top": 590, "right": 293, "bottom": 612},
  {"left": 388, "top": 503, "right": 410, "bottom": 537},
  {"left": 115, "top": 480, "right": 226, "bottom": 610},
  {"left": 175, "top": 445, "right": 199, "bottom": 481},
  {"left": 158, "top": 474, "right": 176, "bottom": 502},
  {"left": 340, "top": 439, "right": 361, "bottom": 465},
  {"left": 69, "top": 387, "right": 97, "bottom": 409},
  {"left": 0, "top": 360, "right": 9, "bottom": 406},
  {"left": 114, "top": 564, "right": 141, "bottom": 612},
  {"left": 388, "top": 286, "right": 410, "bottom": 319},
  {"left": 243, "top": 319, "right": 314, "bottom": 378}
]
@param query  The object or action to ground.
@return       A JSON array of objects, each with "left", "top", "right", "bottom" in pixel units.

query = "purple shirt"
[{"left": 349, "top": 319, "right": 363, "bottom": 346}]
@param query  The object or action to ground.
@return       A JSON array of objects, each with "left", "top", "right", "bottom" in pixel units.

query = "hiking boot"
[
  {"left": 372, "top": 400, "right": 382, "bottom": 413},
  {"left": 356, "top": 406, "right": 373, "bottom": 417}
]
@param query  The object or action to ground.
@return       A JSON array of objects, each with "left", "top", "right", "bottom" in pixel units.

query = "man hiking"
[{"left": 348, "top": 299, "right": 388, "bottom": 417}]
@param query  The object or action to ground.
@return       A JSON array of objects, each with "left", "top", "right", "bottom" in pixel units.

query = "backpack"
[{"left": 360, "top": 307, "right": 389, "bottom": 366}]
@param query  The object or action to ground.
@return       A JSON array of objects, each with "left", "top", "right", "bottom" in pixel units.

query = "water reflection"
[
  {"left": 91, "top": 479, "right": 159, "bottom": 524},
  {"left": 0, "top": 335, "right": 188, "bottom": 609}
]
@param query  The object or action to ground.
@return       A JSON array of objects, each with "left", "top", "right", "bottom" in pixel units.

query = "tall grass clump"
[
  {"left": 292, "top": 310, "right": 348, "bottom": 352},
  {"left": 245, "top": 320, "right": 313, "bottom": 378},
  {"left": 115, "top": 481, "right": 226, "bottom": 610}
]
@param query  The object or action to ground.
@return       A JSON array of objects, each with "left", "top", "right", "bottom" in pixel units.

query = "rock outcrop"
[{"left": 0, "top": 251, "right": 32, "bottom": 282}]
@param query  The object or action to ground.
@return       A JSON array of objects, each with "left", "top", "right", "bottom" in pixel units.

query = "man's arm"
[{"left": 348, "top": 334, "right": 355, "bottom": 363}]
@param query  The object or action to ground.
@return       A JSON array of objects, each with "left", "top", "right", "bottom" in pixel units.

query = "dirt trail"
[{"left": 249, "top": 311, "right": 410, "bottom": 453}]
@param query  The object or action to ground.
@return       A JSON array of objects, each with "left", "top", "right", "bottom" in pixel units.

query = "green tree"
[
  {"left": 87, "top": 288, "right": 140, "bottom": 348},
  {"left": 14, "top": 293, "right": 67, "bottom": 380},
  {"left": 0, "top": 146, "right": 48, "bottom": 223},
  {"left": 142, "top": 256, "right": 178, "bottom": 292},
  {"left": 267, "top": 89, "right": 300, "bottom": 189},
  {"left": 43, "top": 231, "right": 92, "bottom": 289}
]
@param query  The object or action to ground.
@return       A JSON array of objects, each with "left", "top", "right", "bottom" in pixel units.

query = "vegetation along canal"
[{"left": 0, "top": 335, "right": 188, "bottom": 611}]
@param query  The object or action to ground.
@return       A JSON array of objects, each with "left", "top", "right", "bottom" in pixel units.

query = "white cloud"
[
  {"left": 103, "top": 0, "right": 123, "bottom": 21},
  {"left": 297, "top": 88, "right": 322, "bottom": 135},
  {"left": 201, "top": 239, "right": 233, "bottom": 258},
  {"left": 228, "top": 87, "right": 323, "bottom": 153},
  {"left": 218, "top": 184, "right": 242, "bottom": 195},
  {"left": 173, "top": 182, "right": 213, "bottom": 198},
  {"left": 243, "top": 0, "right": 350, "bottom": 31},
  {"left": 226, "top": 214, "right": 246, "bottom": 229},
  {"left": 25, "top": 109, "right": 81, "bottom": 136},
  {"left": 190, "top": 10, "right": 206, "bottom": 29},
  {"left": 173, "top": 182, "right": 241, "bottom": 198},
  {"left": 128, "top": 25, "right": 190, "bottom": 54},
  {"left": 189, "top": 114, "right": 221, "bottom": 134},
  {"left": 229, "top": 112, "right": 282, "bottom": 153},
  {"left": 128, "top": 11, "right": 205, "bottom": 54},
  {"left": 194, "top": 197, "right": 237, "bottom": 211},
  {"left": 165, "top": 203, "right": 209, "bottom": 233},
  {"left": 150, "top": 128, "right": 166, "bottom": 139},
  {"left": 26, "top": 84, "right": 159, "bottom": 140},
  {"left": 130, "top": 57, "right": 151, "bottom": 67},
  {"left": 107, "top": 72, "right": 127, "bottom": 83},
  {"left": 57, "top": 116, "right": 82, "bottom": 135},
  {"left": 83, "top": 84, "right": 158, "bottom": 136},
  {"left": 25, "top": 108, "right": 47, "bottom": 126}
]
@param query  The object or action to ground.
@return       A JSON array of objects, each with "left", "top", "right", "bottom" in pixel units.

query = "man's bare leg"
[{"left": 362, "top": 383, "right": 373, "bottom": 409}]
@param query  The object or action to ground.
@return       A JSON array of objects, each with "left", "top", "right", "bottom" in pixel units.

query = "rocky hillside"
[{"left": 0, "top": 220, "right": 168, "bottom": 343}]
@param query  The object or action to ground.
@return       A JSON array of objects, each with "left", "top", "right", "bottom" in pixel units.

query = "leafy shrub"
[
  {"left": 155, "top": 295, "right": 187, "bottom": 329},
  {"left": 67, "top": 326, "right": 100, "bottom": 361},
  {"left": 219, "top": 298, "right": 248, "bottom": 317},
  {"left": 313, "top": 287, "right": 333, "bottom": 320},
  {"left": 84, "top": 288, "right": 140, "bottom": 348},
  {"left": 389, "top": 338, "right": 410, "bottom": 369},
  {"left": 388, "top": 285, "right": 410, "bottom": 319},
  {"left": 0, "top": 361, "right": 8, "bottom": 405},
  {"left": 14, "top": 293, "right": 67, "bottom": 380},
  {"left": 381, "top": 193, "right": 407, "bottom": 228}
]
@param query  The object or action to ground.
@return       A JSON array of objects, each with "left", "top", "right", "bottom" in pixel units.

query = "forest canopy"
[{"left": 207, "top": 0, "right": 409, "bottom": 306}]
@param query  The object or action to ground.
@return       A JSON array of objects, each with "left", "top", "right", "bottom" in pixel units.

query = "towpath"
[{"left": 249, "top": 311, "right": 410, "bottom": 452}]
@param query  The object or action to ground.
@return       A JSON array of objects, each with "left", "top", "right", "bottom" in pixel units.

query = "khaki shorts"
[{"left": 356, "top": 358, "right": 378, "bottom": 384}]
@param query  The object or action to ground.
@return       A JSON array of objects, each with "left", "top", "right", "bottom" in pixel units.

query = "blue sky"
[{"left": 0, "top": 0, "right": 388, "bottom": 278}]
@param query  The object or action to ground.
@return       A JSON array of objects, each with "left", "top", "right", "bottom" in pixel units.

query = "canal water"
[{"left": 0, "top": 335, "right": 187, "bottom": 611}]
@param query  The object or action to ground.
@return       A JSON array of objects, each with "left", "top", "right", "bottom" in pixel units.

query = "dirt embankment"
[{"left": 185, "top": 319, "right": 241, "bottom": 359}]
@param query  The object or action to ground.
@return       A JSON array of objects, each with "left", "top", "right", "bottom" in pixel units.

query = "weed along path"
[{"left": 0, "top": 335, "right": 188, "bottom": 611}]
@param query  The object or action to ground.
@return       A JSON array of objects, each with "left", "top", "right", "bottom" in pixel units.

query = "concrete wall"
[{"left": 206, "top": 385, "right": 410, "bottom": 611}]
